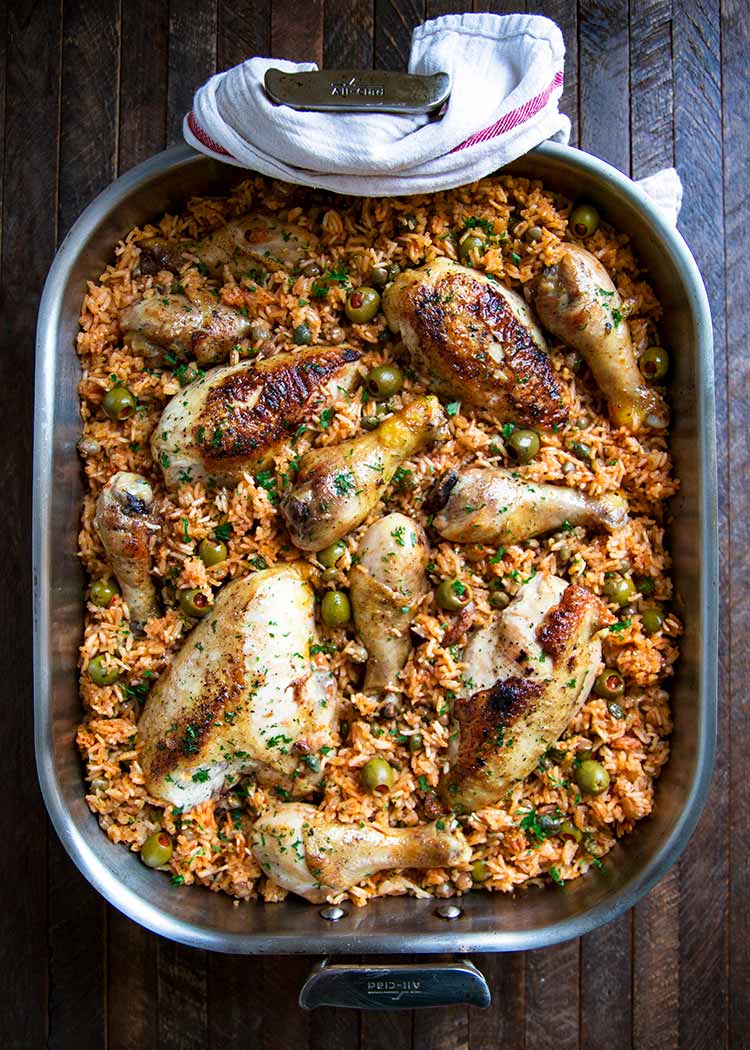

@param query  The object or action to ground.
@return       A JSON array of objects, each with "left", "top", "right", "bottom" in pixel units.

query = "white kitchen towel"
[{"left": 184, "top": 12, "right": 682, "bottom": 223}]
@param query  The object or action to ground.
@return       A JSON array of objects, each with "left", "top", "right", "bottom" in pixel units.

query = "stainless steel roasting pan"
[{"left": 33, "top": 142, "right": 716, "bottom": 1006}]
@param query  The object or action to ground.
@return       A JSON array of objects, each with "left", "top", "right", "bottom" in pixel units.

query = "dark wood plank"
[
  {"left": 578, "top": 0, "right": 630, "bottom": 172},
  {"left": 525, "top": 940, "right": 579, "bottom": 1050},
  {"left": 167, "top": 0, "right": 218, "bottom": 144},
  {"left": 108, "top": 914, "right": 158, "bottom": 1050},
  {"left": 119, "top": 0, "right": 169, "bottom": 172},
  {"left": 271, "top": 0, "right": 324, "bottom": 65},
  {"left": 630, "top": 0, "right": 674, "bottom": 176},
  {"left": 259, "top": 954, "right": 311, "bottom": 1050},
  {"left": 721, "top": 1, "right": 750, "bottom": 1046},
  {"left": 361, "top": 1005, "right": 413, "bottom": 1050},
  {"left": 633, "top": 872, "right": 680, "bottom": 1050},
  {"left": 157, "top": 941, "right": 209, "bottom": 1050},
  {"left": 413, "top": 1003, "right": 468, "bottom": 1050},
  {"left": 325, "top": 0, "right": 375, "bottom": 68},
  {"left": 528, "top": 0, "right": 579, "bottom": 145},
  {"left": 673, "top": 3, "right": 729, "bottom": 1049},
  {"left": 0, "top": 3, "right": 63, "bottom": 1048},
  {"left": 374, "top": 0, "right": 425, "bottom": 71},
  {"left": 218, "top": 0, "right": 271, "bottom": 71},
  {"left": 581, "top": 916, "right": 632, "bottom": 1050},
  {"left": 206, "top": 954, "right": 263, "bottom": 1050},
  {"left": 468, "top": 953, "right": 525, "bottom": 1050},
  {"left": 311, "top": 1001, "right": 361, "bottom": 1050}
]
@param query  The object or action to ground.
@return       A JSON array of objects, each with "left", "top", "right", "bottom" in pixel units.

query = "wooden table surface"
[{"left": 2, "top": 1, "right": 744, "bottom": 1047}]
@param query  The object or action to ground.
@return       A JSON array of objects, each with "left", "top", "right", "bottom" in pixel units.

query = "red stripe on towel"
[
  {"left": 187, "top": 111, "right": 232, "bottom": 157},
  {"left": 451, "top": 69, "right": 564, "bottom": 153}
]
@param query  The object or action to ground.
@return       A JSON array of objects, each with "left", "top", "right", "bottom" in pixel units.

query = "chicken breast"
[
  {"left": 120, "top": 292, "right": 254, "bottom": 368},
  {"left": 252, "top": 803, "right": 471, "bottom": 903},
  {"left": 151, "top": 345, "right": 361, "bottom": 490},
  {"left": 350, "top": 513, "right": 429, "bottom": 699},
  {"left": 439, "top": 573, "right": 611, "bottom": 812},
  {"left": 382, "top": 258, "right": 567, "bottom": 427},
  {"left": 428, "top": 466, "right": 628, "bottom": 545},
  {"left": 529, "top": 244, "right": 668, "bottom": 431},
  {"left": 138, "top": 566, "right": 338, "bottom": 808},
  {"left": 93, "top": 472, "right": 160, "bottom": 626},
  {"left": 281, "top": 395, "right": 447, "bottom": 551},
  {"left": 140, "top": 213, "right": 319, "bottom": 278}
]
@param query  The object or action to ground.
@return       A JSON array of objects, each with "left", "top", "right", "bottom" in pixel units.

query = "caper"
[
  {"left": 571, "top": 441, "right": 593, "bottom": 464},
  {"left": 593, "top": 669, "right": 625, "bottom": 699},
  {"left": 178, "top": 587, "right": 213, "bottom": 618},
  {"left": 366, "top": 363, "right": 403, "bottom": 400},
  {"left": 328, "top": 325, "right": 346, "bottom": 344},
  {"left": 302, "top": 753, "right": 321, "bottom": 772},
  {"left": 641, "top": 606, "right": 665, "bottom": 635},
  {"left": 345, "top": 286, "right": 381, "bottom": 324},
  {"left": 321, "top": 567, "right": 338, "bottom": 583},
  {"left": 537, "top": 813, "right": 564, "bottom": 835},
  {"left": 408, "top": 733, "right": 423, "bottom": 753},
  {"left": 636, "top": 575, "right": 656, "bottom": 596},
  {"left": 471, "top": 860, "right": 490, "bottom": 882},
  {"left": 361, "top": 415, "right": 381, "bottom": 431},
  {"left": 560, "top": 820, "right": 582, "bottom": 842},
  {"left": 575, "top": 759, "right": 610, "bottom": 795},
  {"left": 317, "top": 540, "right": 346, "bottom": 568},
  {"left": 386, "top": 264, "right": 401, "bottom": 282},
  {"left": 369, "top": 264, "right": 390, "bottom": 288},
  {"left": 569, "top": 203, "right": 600, "bottom": 238},
  {"left": 435, "top": 579, "right": 471, "bottom": 611},
  {"left": 140, "top": 830, "right": 173, "bottom": 868},
  {"left": 547, "top": 747, "right": 567, "bottom": 764},
  {"left": 507, "top": 428, "right": 540, "bottom": 463},
  {"left": 526, "top": 225, "right": 544, "bottom": 243},
  {"left": 301, "top": 261, "right": 321, "bottom": 277},
  {"left": 458, "top": 233, "right": 485, "bottom": 264},
  {"left": 607, "top": 699, "right": 626, "bottom": 720},
  {"left": 87, "top": 654, "right": 120, "bottom": 686},
  {"left": 320, "top": 590, "right": 351, "bottom": 626},
  {"left": 361, "top": 757, "right": 395, "bottom": 793},
  {"left": 639, "top": 346, "right": 669, "bottom": 381},
  {"left": 340, "top": 720, "right": 350, "bottom": 741},
  {"left": 293, "top": 323, "right": 313, "bottom": 345},
  {"left": 198, "top": 538, "right": 227, "bottom": 567},
  {"left": 103, "top": 384, "right": 137, "bottom": 421},
  {"left": 89, "top": 578, "right": 120, "bottom": 607},
  {"left": 489, "top": 590, "right": 511, "bottom": 610},
  {"left": 602, "top": 574, "right": 636, "bottom": 606}
]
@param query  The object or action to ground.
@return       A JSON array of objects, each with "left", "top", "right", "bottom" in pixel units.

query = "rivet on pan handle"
[
  {"left": 299, "top": 957, "right": 491, "bottom": 1011},
  {"left": 264, "top": 69, "right": 451, "bottom": 114}
]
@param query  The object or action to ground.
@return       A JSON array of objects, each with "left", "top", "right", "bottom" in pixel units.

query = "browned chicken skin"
[
  {"left": 529, "top": 244, "right": 668, "bottom": 431},
  {"left": 140, "top": 213, "right": 319, "bottom": 278},
  {"left": 152, "top": 345, "right": 361, "bottom": 490},
  {"left": 382, "top": 258, "right": 567, "bottom": 428},
  {"left": 439, "top": 574, "right": 611, "bottom": 812},
  {"left": 120, "top": 292, "right": 253, "bottom": 368}
]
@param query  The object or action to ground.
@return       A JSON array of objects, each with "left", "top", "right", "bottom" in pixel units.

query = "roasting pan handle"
[
  {"left": 299, "top": 957, "right": 490, "bottom": 1010},
  {"left": 264, "top": 69, "right": 451, "bottom": 114}
]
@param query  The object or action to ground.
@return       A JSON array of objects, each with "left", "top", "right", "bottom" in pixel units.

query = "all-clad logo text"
[
  {"left": 366, "top": 979, "right": 422, "bottom": 997},
  {"left": 330, "top": 77, "right": 385, "bottom": 98}
]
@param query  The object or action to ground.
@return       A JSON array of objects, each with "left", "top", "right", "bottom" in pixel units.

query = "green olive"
[
  {"left": 103, "top": 384, "right": 137, "bottom": 421},
  {"left": 198, "top": 538, "right": 228, "bottom": 567},
  {"left": 593, "top": 669, "right": 625, "bottom": 700},
  {"left": 607, "top": 699, "right": 626, "bottom": 720},
  {"left": 321, "top": 567, "right": 338, "bottom": 583},
  {"left": 602, "top": 574, "right": 637, "bottom": 606},
  {"left": 293, "top": 323, "right": 313, "bottom": 345},
  {"left": 321, "top": 590, "right": 351, "bottom": 626},
  {"left": 560, "top": 819, "right": 582, "bottom": 842},
  {"left": 436, "top": 578, "right": 471, "bottom": 611},
  {"left": 89, "top": 578, "right": 120, "bottom": 607},
  {"left": 345, "top": 286, "right": 381, "bottom": 324},
  {"left": 641, "top": 606, "right": 665, "bottom": 635},
  {"left": 458, "top": 233, "right": 485, "bottom": 263},
  {"left": 140, "top": 830, "right": 173, "bottom": 868},
  {"left": 361, "top": 757, "right": 395, "bottom": 793},
  {"left": 87, "top": 654, "right": 119, "bottom": 686},
  {"left": 639, "top": 345, "right": 669, "bottom": 381},
  {"left": 526, "top": 225, "right": 544, "bottom": 243},
  {"left": 570, "top": 203, "right": 600, "bottom": 238},
  {"left": 366, "top": 363, "right": 403, "bottom": 400},
  {"left": 636, "top": 575, "right": 656, "bottom": 596},
  {"left": 507, "top": 428, "right": 540, "bottom": 463},
  {"left": 471, "top": 860, "right": 490, "bottom": 882},
  {"left": 575, "top": 759, "right": 610, "bottom": 795},
  {"left": 369, "top": 264, "right": 390, "bottom": 288},
  {"left": 178, "top": 587, "right": 213, "bottom": 618},
  {"left": 317, "top": 540, "right": 346, "bottom": 568},
  {"left": 489, "top": 590, "right": 511, "bottom": 610},
  {"left": 408, "top": 733, "right": 423, "bottom": 753}
]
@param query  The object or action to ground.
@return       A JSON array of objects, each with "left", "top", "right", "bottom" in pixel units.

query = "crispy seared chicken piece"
[
  {"left": 140, "top": 213, "right": 319, "bottom": 278},
  {"left": 120, "top": 292, "right": 254, "bottom": 368},
  {"left": 529, "top": 244, "right": 668, "bottom": 431},
  {"left": 350, "top": 513, "right": 429, "bottom": 700},
  {"left": 94, "top": 472, "right": 160, "bottom": 626},
  {"left": 138, "top": 566, "right": 338, "bottom": 808},
  {"left": 151, "top": 345, "right": 361, "bottom": 490},
  {"left": 382, "top": 258, "right": 567, "bottom": 427},
  {"left": 252, "top": 803, "right": 471, "bottom": 903},
  {"left": 438, "top": 574, "right": 611, "bottom": 812},
  {"left": 281, "top": 396, "right": 447, "bottom": 551},
  {"left": 427, "top": 466, "right": 628, "bottom": 545}
]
